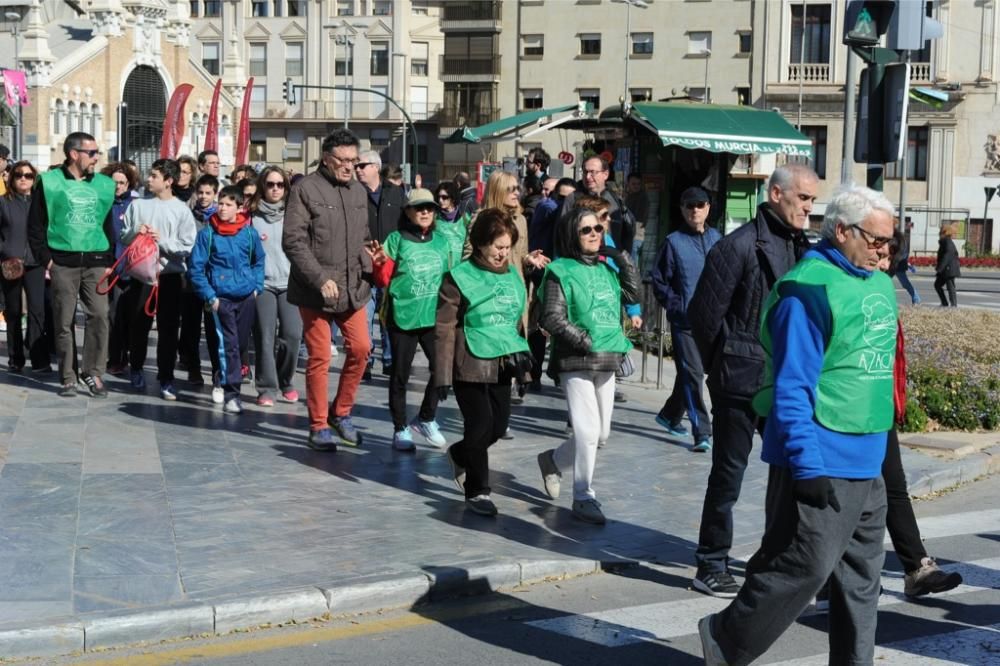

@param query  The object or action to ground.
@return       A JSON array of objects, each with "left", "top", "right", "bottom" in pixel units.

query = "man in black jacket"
[
  {"left": 686, "top": 163, "right": 817, "bottom": 597},
  {"left": 355, "top": 150, "right": 405, "bottom": 377}
]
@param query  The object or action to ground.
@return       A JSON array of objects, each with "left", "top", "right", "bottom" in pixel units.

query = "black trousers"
[
  {"left": 178, "top": 289, "right": 205, "bottom": 367},
  {"left": 528, "top": 328, "right": 547, "bottom": 384},
  {"left": 883, "top": 428, "right": 926, "bottom": 573},
  {"left": 387, "top": 325, "right": 438, "bottom": 430},
  {"left": 934, "top": 275, "right": 957, "bottom": 306},
  {"left": 107, "top": 280, "right": 131, "bottom": 369},
  {"left": 214, "top": 294, "right": 255, "bottom": 401},
  {"left": 451, "top": 373, "right": 513, "bottom": 498},
  {"left": 695, "top": 398, "right": 763, "bottom": 573},
  {"left": 1, "top": 264, "right": 48, "bottom": 369},
  {"left": 659, "top": 323, "right": 712, "bottom": 442},
  {"left": 127, "top": 273, "right": 183, "bottom": 383}
]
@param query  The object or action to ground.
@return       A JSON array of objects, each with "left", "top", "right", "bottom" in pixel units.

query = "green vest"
[
  {"left": 450, "top": 260, "right": 529, "bottom": 359},
  {"left": 752, "top": 257, "right": 897, "bottom": 433},
  {"left": 542, "top": 257, "right": 632, "bottom": 354},
  {"left": 40, "top": 169, "right": 116, "bottom": 253},
  {"left": 384, "top": 230, "right": 450, "bottom": 330},
  {"left": 435, "top": 212, "right": 471, "bottom": 268}
]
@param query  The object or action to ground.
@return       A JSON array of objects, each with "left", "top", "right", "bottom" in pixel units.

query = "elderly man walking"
[
  {"left": 283, "top": 129, "right": 372, "bottom": 451},
  {"left": 699, "top": 184, "right": 897, "bottom": 665},
  {"left": 687, "top": 164, "right": 816, "bottom": 597},
  {"left": 27, "top": 132, "right": 116, "bottom": 397}
]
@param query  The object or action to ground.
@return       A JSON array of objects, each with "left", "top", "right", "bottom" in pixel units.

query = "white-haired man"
[{"left": 699, "top": 185, "right": 897, "bottom": 665}]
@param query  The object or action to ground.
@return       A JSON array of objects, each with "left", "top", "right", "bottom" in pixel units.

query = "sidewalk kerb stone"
[
  {"left": 0, "top": 622, "right": 84, "bottom": 659},
  {"left": 323, "top": 573, "right": 431, "bottom": 615},
  {"left": 213, "top": 588, "right": 329, "bottom": 635},
  {"left": 424, "top": 561, "right": 523, "bottom": 600},
  {"left": 519, "top": 558, "right": 600, "bottom": 584},
  {"left": 83, "top": 603, "right": 215, "bottom": 651}
]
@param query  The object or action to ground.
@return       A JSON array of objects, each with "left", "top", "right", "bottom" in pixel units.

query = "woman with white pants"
[{"left": 536, "top": 207, "right": 641, "bottom": 524}]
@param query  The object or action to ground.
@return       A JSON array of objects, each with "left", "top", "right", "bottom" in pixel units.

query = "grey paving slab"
[
  {"left": 73, "top": 574, "right": 185, "bottom": 614},
  {"left": 74, "top": 538, "right": 179, "bottom": 576}
]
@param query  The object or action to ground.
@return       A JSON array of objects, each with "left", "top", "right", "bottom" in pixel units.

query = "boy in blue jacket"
[{"left": 188, "top": 185, "right": 265, "bottom": 414}]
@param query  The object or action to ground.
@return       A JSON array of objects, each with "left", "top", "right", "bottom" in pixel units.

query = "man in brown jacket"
[{"left": 283, "top": 129, "right": 373, "bottom": 450}]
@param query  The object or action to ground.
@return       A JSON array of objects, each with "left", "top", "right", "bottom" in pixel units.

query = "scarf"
[
  {"left": 255, "top": 199, "right": 285, "bottom": 224},
  {"left": 209, "top": 211, "right": 251, "bottom": 236},
  {"left": 439, "top": 208, "right": 459, "bottom": 223}
]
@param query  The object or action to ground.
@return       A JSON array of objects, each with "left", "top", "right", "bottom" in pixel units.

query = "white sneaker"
[
  {"left": 212, "top": 386, "right": 224, "bottom": 404},
  {"left": 223, "top": 398, "right": 243, "bottom": 414},
  {"left": 330, "top": 343, "right": 339, "bottom": 357}
]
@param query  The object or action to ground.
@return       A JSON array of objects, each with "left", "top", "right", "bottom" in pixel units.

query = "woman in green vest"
[
  {"left": 536, "top": 207, "right": 640, "bottom": 525},
  {"left": 433, "top": 181, "right": 471, "bottom": 269},
  {"left": 369, "top": 188, "right": 452, "bottom": 452},
  {"left": 435, "top": 208, "right": 532, "bottom": 517}
]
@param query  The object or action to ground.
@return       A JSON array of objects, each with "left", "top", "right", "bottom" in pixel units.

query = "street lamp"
[
  {"left": 612, "top": 0, "right": 648, "bottom": 113},
  {"left": 702, "top": 48, "right": 711, "bottom": 104},
  {"left": 983, "top": 186, "right": 997, "bottom": 254},
  {"left": 335, "top": 33, "right": 355, "bottom": 128},
  {"left": 392, "top": 52, "right": 408, "bottom": 173},
  {"left": 6, "top": 10, "right": 21, "bottom": 159}
]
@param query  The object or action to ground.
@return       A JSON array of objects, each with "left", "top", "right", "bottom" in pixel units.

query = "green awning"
[
  {"left": 445, "top": 104, "right": 583, "bottom": 144},
  {"left": 631, "top": 102, "right": 814, "bottom": 158}
]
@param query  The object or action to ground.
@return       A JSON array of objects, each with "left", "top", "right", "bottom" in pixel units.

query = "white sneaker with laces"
[{"left": 212, "top": 386, "right": 224, "bottom": 404}]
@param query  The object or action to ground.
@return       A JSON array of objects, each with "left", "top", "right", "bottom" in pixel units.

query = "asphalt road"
[
  {"left": 45, "top": 474, "right": 1000, "bottom": 666},
  {"left": 903, "top": 271, "right": 1000, "bottom": 310}
]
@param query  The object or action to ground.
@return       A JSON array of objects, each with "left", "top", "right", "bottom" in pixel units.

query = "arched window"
[
  {"left": 67, "top": 101, "right": 78, "bottom": 134},
  {"left": 92, "top": 104, "right": 101, "bottom": 136},
  {"left": 54, "top": 99, "right": 66, "bottom": 135},
  {"left": 220, "top": 114, "right": 230, "bottom": 137},
  {"left": 79, "top": 104, "right": 91, "bottom": 133}
]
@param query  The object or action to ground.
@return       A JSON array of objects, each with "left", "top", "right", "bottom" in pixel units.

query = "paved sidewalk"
[{"left": 0, "top": 347, "right": 990, "bottom": 658}]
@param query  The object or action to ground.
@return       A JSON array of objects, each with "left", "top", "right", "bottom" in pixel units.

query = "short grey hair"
[
  {"left": 359, "top": 149, "right": 382, "bottom": 170},
  {"left": 821, "top": 184, "right": 895, "bottom": 240},
  {"left": 767, "top": 163, "right": 818, "bottom": 193}
]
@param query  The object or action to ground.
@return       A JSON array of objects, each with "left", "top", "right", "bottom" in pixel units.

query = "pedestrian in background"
[
  {"left": 173, "top": 155, "right": 198, "bottom": 203},
  {"left": 103, "top": 161, "right": 139, "bottom": 376},
  {"left": 249, "top": 166, "right": 301, "bottom": 407},
  {"left": 934, "top": 223, "right": 960, "bottom": 307},
  {"left": 0, "top": 160, "right": 47, "bottom": 372},
  {"left": 890, "top": 219, "right": 920, "bottom": 305},
  {"left": 437, "top": 209, "right": 531, "bottom": 516},
  {"left": 536, "top": 207, "right": 640, "bottom": 525},
  {"left": 434, "top": 180, "right": 472, "bottom": 269},
  {"left": 179, "top": 173, "right": 220, "bottom": 391},
  {"left": 650, "top": 186, "right": 720, "bottom": 452}
]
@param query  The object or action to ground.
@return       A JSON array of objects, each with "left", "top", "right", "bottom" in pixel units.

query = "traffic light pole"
[{"left": 288, "top": 83, "right": 419, "bottom": 184}]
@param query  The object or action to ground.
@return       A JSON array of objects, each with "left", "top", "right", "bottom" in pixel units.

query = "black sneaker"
[
  {"left": 58, "top": 382, "right": 77, "bottom": 397},
  {"left": 614, "top": 390, "right": 627, "bottom": 403},
  {"left": 382, "top": 363, "right": 393, "bottom": 377},
  {"left": 80, "top": 374, "right": 108, "bottom": 399},
  {"left": 693, "top": 570, "right": 740, "bottom": 598},
  {"left": 466, "top": 494, "right": 498, "bottom": 516}
]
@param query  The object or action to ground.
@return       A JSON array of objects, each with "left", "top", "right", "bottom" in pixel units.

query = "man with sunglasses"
[
  {"left": 283, "top": 129, "right": 372, "bottom": 450},
  {"left": 699, "top": 184, "right": 897, "bottom": 666},
  {"left": 355, "top": 150, "right": 405, "bottom": 378},
  {"left": 28, "top": 131, "right": 116, "bottom": 398},
  {"left": 687, "top": 163, "right": 815, "bottom": 598},
  {"left": 651, "top": 187, "right": 720, "bottom": 453}
]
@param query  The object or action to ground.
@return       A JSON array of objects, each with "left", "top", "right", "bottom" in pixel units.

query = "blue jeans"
[{"left": 367, "top": 288, "right": 392, "bottom": 366}]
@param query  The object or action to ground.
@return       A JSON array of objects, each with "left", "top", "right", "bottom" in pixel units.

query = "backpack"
[{"left": 97, "top": 233, "right": 161, "bottom": 315}]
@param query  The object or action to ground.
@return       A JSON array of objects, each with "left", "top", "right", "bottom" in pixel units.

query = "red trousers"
[{"left": 300, "top": 305, "right": 371, "bottom": 431}]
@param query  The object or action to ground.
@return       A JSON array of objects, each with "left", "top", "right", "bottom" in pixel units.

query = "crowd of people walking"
[{"left": 0, "top": 130, "right": 968, "bottom": 663}]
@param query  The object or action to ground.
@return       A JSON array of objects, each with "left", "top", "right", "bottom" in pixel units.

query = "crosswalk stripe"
[{"left": 525, "top": 556, "right": 999, "bottom": 649}]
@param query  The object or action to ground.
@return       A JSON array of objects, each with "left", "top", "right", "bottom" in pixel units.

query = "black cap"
[{"left": 680, "top": 186, "right": 710, "bottom": 204}]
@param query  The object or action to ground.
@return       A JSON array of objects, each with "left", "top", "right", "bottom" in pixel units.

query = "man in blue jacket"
[
  {"left": 699, "top": 184, "right": 896, "bottom": 666},
  {"left": 650, "top": 187, "right": 720, "bottom": 451}
]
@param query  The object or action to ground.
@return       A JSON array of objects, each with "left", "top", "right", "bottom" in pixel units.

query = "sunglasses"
[
  {"left": 13, "top": 171, "right": 34, "bottom": 180},
  {"left": 437, "top": 194, "right": 451, "bottom": 201},
  {"left": 412, "top": 204, "right": 436, "bottom": 213},
  {"left": 852, "top": 225, "right": 892, "bottom": 249},
  {"left": 75, "top": 148, "right": 100, "bottom": 158},
  {"left": 598, "top": 211, "right": 611, "bottom": 220},
  {"left": 354, "top": 162, "right": 372, "bottom": 170},
  {"left": 685, "top": 201, "right": 708, "bottom": 210},
  {"left": 578, "top": 224, "right": 605, "bottom": 236},
  {"left": 265, "top": 181, "right": 286, "bottom": 189},
  {"left": 506, "top": 185, "right": 520, "bottom": 194}
]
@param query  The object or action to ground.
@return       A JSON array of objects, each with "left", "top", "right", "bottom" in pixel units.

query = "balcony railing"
[
  {"left": 910, "top": 62, "right": 932, "bottom": 82},
  {"left": 256, "top": 102, "right": 444, "bottom": 123},
  {"left": 441, "top": 1, "right": 501, "bottom": 21},
  {"left": 440, "top": 55, "right": 501, "bottom": 77},
  {"left": 440, "top": 107, "right": 499, "bottom": 127},
  {"left": 787, "top": 62, "right": 831, "bottom": 83}
]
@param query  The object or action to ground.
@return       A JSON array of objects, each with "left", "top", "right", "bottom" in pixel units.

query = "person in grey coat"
[{"left": 250, "top": 166, "right": 302, "bottom": 406}]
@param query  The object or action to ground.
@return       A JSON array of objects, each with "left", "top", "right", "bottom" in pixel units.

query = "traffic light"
[
  {"left": 282, "top": 78, "right": 295, "bottom": 105},
  {"left": 844, "top": 0, "right": 893, "bottom": 47}
]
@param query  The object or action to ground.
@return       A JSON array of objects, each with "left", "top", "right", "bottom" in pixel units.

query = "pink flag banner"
[
  {"left": 234, "top": 77, "right": 254, "bottom": 165},
  {"left": 204, "top": 79, "right": 222, "bottom": 152},
  {"left": 159, "top": 83, "right": 194, "bottom": 159},
  {"left": 2, "top": 70, "right": 28, "bottom": 107}
]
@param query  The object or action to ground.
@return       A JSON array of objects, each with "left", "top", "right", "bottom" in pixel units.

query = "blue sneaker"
[
  {"left": 411, "top": 419, "right": 447, "bottom": 448},
  {"left": 307, "top": 428, "right": 337, "bottom": 452},
  {"left": 129, "top": 370, "right": 146, "bottom": 390},
  {"left": 655, "top": 414, "right": 689, "bottom": 437},
  {"left": 392, "top": 427, "right": 415, "bottom": 451},
  {"left": 691, "top": 438, "right": 712, "bottom": 453},
  {"left": 329, "top": 415, "right": 360, "bottom": 446}
]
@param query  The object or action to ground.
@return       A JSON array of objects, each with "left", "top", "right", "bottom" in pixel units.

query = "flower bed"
[
  {"left": 909, "top": 255, "right": 1000, "bottom": 269},
  {"left": 900, "top": 308, "right": 1000, "bottom": 432}
]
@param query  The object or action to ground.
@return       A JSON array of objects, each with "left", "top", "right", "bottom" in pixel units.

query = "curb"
[
  {"left": 0, "top": 557, "right": 606, "bottom": 659},
  {"left": 905, "top": 446, "right": 999, "bottom": 498}
]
